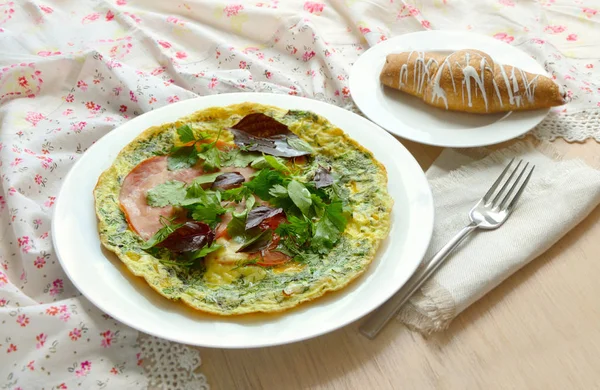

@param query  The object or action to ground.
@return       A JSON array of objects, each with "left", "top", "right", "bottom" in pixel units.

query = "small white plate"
[
  {"left": 52, "top": 92, "right": 434, "bottom": 349},
  {"left": 349, "top": 31, "right": 551, "bottom": 148}
]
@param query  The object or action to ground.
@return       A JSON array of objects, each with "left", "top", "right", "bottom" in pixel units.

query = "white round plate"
[
  {"left": 349, "top": 31, "right": 551, "bottom": 147},
  {"left": 52, "top": 93, "right": 434, "bottom": 349}
]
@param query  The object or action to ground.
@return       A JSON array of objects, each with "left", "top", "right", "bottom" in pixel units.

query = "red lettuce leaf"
[
  {"left": 236, "top": 229, "right": 273, "bottom": 253},
  {"left": 231, "top": 113, "right": 292, "bottom": 137},
  {"left": 211, "top": 172, "right": 245, "bottom": 190},
  {"left": 229, "top": 113, "right": 311, "bottom": 158},
  {"left": 245, "top": 206, "right": 285, "bottom": 230},
  {"left": 156, "top": 221, "right": 214, "bottom": 253},
  {"left": 313, "top": 166, "right": 334, "bottom": 189}
]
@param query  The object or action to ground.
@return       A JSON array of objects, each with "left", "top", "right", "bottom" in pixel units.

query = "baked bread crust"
[{"left": 380, "top": 49, "right": 566, "bottom": 113}]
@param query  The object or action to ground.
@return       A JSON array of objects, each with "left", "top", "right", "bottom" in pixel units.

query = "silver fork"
[{"left": 359, "top": 159, "right": 535, "bottom": 339}]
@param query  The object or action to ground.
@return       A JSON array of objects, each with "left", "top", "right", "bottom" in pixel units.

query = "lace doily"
[
  {"left": 139, "top": 334, "right": 209, "bottom": 390},
  {"left": 532, "top": 109, "right": 600, "bottom": 143}
]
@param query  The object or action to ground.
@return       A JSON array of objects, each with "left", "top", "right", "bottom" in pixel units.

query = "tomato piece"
[
  {"left": 215, "top": 223, "right": 229, "bottom": 240},
  {"left": 253, "top": 234, "right": 291, "bottom": 266},
  {"left": 259, "top": 214, "right": 287, "bottom": 231},
  {"left": 292, "top": 155, "right": 307, "bottom": 165},
  {"left": 256, "top": 250, "right": 290, "bottom": 266},
  {"left": 215, "top": 212, "right": 232, "bottom": 240}
]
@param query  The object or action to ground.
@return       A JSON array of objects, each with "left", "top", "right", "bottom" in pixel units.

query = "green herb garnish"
[
  {"left": 146, "top": 180, "right": 187, "bottom": 207},
  {"left": 141, "top": 216, "right": 183, "bottom": 249},
  {"left": 222, "top": 150, "right": 262, "bottom": 168},
  {"left": 167, "top": 124, "right": 224, "bottom": 171},
  {"left": 311, "top": 200, "right": 348, "bottom": 251},
  {"left": 182, "top": 184, "right": 227, "bottom": 228},
  {"left": 287, "top": 180, "right": 312, "bottom": 216}
]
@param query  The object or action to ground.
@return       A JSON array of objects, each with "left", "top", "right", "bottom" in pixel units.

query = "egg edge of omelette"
[{"left": 94, "top": 103, "right": 393, "bottom": 316}]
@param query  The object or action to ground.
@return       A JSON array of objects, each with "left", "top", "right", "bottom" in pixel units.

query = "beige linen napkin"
[{"left": 397, "top": 141, "right": 600, "bottom": 333}]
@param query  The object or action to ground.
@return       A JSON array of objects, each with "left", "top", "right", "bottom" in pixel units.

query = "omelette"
[{"left": 94, "top": 103, "right": 393, "bottom": 315}]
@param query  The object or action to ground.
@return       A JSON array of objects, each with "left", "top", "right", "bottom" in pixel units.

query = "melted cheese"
[
  {"left": 203, "top": 237, "right": 268, "bottom": 286},
  {"left": 203, "top": 259, "right": 266, "bottom": 285},
  {"left": 206, "top": 238, "right": 249, "bottom": 264}
]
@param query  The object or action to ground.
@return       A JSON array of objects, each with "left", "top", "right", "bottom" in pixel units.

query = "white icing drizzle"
[
  {"left": 520, "top": 68, "right": 539, "bottom": 104},
  {"left": 401, "top": 49, "right": 542, "bottom": 112},
  {"left": 414, "top": 52, "right": 438, "bottom": 94},
  {"left": 399, "top": 51, "right": 412, "bottom": 87},
  {"left": 399, "top": 63, "right": 409, "bottom": 86},
  {"left": 430, "top": 56, "right": 455, "bottom": 109},
  {"left": 498, "top": 65, "right": 515, "bottom": 105},
  {"left": 510, "top": 67, "right": 522, "bottom": 107},
  {"left": 399, "top": 51, "right": 438, "bottom": 95},
  {"left": 492, "top": 78, "right": 503, "bottom": 107},
  {"left": 459, "top": 52, "right": 489, "bottom": 110}
]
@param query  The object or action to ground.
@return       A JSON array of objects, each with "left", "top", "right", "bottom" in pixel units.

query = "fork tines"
[{"left": 482, "top": 158, "right": 535, "bottom": 212}]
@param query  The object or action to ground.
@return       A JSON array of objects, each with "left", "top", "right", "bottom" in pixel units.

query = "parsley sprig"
[
  {"left": 148, "top": 124, "right": 350, "bottom": 265},
  {"left": 240, "top": 166, "right": 350, "bottom": 256},
  {"left": 167, "top": 124, "right": 224, "bottom": 171}
]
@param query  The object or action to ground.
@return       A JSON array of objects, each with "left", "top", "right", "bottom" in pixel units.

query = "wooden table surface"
[{"left": 197, "top": 136, "right": 600, "bottom": 390}]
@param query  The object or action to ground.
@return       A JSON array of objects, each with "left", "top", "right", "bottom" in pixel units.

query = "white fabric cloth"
[{"left": 398, "top": 142, "right": 600, "bottom": 333}]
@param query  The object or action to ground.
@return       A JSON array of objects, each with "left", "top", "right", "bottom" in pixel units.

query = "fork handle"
[{"left": 359, "top": 221, "right": 479, "bottom": 339}]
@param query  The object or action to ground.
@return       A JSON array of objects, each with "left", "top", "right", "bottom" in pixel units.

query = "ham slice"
[
  {"left": 120, "top": 149, "right": 290, "bottom": 267},
  {"left": 119, "top": 156, "right": 204, "bottom": 240},
  {"left": 119, "top": 154, "right": 258, "bottom": 241}
]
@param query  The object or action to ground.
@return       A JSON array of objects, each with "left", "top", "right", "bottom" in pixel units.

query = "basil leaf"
[
  {"left": 187, "top": 243, "right": 222, "bottom": 260},
  {"left": 287, "top": 180, "right": 312, "bottom": 216},
  {"left": 231, "top": 113, "right": 290, "bottom": 137},
  {"left": 250, "top": 157, "right": 271, "bottom": 170},
  {"left": 313, "top": 165, "right": 334, "bottom": 189},
  {"left": 146, "top": 180, "right": 187, "bottom": 208},
  {"left": 211, "top": 172, "right": 245, "bottom": 190},
  {"left": 244, "top": 195, "right": 256, "bottom": 214},
  {"left": 269, "top": 184, "right": 288, "bottom": 198},
  {"left": 324, "top": 200, "right": 348, "bottom": 232},
  {"left": 264, "top": 155, "right": 290, "bottom": 173},
  {"left": 230, "top": 196, "right": 255, "bottom": 227},
  {"left": 154, "top": 221, "right": 215, "bottom": 253},
  {"left": 230, "top": 113, "right": 310, "bottom": 157},
  {"left": 177, "top": 124, "right": 196, "bottom": 143},
  {"left": 227, "top": 214, "right": 247, "bottom": 239},
  {"left": 237, "top": 229, "right": 272, "bottom": 253},
  {"left": 312, "top": 217, "right": 338, "bottom": 251},
  {"left": 191, "top": 172, "right": 224, "bottom": 186},
  {"left": 141, "top": 218, "right": 184, "bottom": 249},
  {"left": 167, "top": 145, "right": 199, "bottom": 171},
  {"left": 245, "top": 206, "right": 284, "bottom": 230},
  {"left": 230, "top": 129, "right": 310, "bottom": 158},
  {"left": 311, "top": 200, "right": 348, "bottom": 250},
  {"left": 287, "top": 137, "right": 314, "bottom": 154}
]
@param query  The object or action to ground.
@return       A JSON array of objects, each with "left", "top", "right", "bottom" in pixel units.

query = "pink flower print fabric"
[{"left": 0, "top": 0, "right": 599, "bottom": 388}]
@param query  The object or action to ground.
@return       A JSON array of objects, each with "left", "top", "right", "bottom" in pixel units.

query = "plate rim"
[
  {"left": 349, "top": 30, "right": 551, "bottom": 148},
  {"left": 51, "top": 92, "right": 434, "bottom": 348}
]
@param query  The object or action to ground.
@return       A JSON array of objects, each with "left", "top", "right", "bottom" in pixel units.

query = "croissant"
[{"left": 379, "top": 49, "right": 566, "bottom": 114}]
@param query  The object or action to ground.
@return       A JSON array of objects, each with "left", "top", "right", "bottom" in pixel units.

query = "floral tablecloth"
[{"left": 1, "top": 0, "right": 598, "bottom": 388}]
